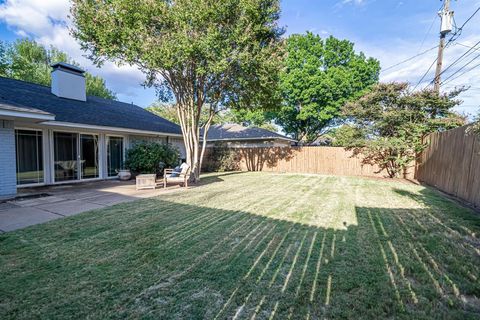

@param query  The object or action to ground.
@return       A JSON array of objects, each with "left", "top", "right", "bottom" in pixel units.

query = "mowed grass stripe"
[{"left": 1, "top": 172, "right": 479, "bottom": 319}]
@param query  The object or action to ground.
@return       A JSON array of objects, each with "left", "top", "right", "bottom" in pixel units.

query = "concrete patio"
[{"left": 0, "top": 180, "right": 185, "bottom": 232}]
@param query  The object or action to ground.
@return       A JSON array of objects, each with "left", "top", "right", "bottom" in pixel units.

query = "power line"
[
  {"left": 456, "top": 42, "right": 480, "bottom": 52},
  {"left": 433, "top": 0, "right": 454, "bottom": 91},
  {"left": 422, "top": 37, "right": 480, "bottom": 89},
  {"left": 433, "top": 39, "right": 480, "bottom": 83},
  {"left": 381, "top": 45, "right": 438, "bottom": 72},
  {"left": 431, "top": 6, "right": 480, "bottom": 88},
  {"left": 413, "top": 57, "right": 438, "bottom": 90},
  {"left": 441, "top": 56, "right": 480, "bottom": 86},
  {"left": 414, "top": 4, "right": 480, "bottom": 91},
  {"left": 456, "top": 6, "right": 480, "bottom": 31},
  {"left": 444, "top": 6, "right": 480, "bottom": 45},
  {"left": 417, "top": 7, "right": 441, "bottom": 53},
  {"left": 382, "top": 5, "right": 442, "bottom": 77}
]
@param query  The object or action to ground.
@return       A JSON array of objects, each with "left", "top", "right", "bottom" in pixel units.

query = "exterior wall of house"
[
  {"left": 0, "top": 119, "right": 185, "bottom": 197},
  {"left": 11, "top": 122, "right": 184, "bottom": 188},
  {"left": 0, "top": 120, "right": 17, "bottom": 198},
  {"left": 169, "top": 137, "right": 187, "bottom": 159},
  {"left": 128, "top": 135, "right": 168, "bottom": 146}
]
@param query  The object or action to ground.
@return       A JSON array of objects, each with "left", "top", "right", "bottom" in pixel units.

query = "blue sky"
[{"left": 0, "top": 0, "right": 479, "bottom": 116}]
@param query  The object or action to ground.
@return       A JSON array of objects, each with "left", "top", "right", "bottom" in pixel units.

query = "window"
[{"left": 15, "top": 130, "right": 44, "bottom": 185}]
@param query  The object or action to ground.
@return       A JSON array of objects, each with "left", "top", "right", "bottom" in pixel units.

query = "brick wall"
[{"left": 0, "top": 120, "right": 17, "bottom": 198}]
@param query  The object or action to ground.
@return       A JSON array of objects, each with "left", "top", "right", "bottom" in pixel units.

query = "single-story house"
[
  {"left": 0, "top": 62, "right": 184, "bottom": 199},
  {"left": 204, "top": 123, "right": 295, "bottom": 148}
]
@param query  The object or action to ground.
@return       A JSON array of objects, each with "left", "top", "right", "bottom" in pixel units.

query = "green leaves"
[
  {"left": 0, "top": 39, "right": 116, "bottom": 100},
  {"left": 71, "top": 0, "right": 283, "bottom": 179},
  {"left": 275, "top": 32, "right": 380, "bottom": 142},
  {"left": 125, "top": 142, "right": 180, "bottom": 174},
  {"left": 466, "top": 111, "right": 480, "bottom": 136},
  {"left": 71, "top": 0, "right": 283, "bottom": 109},
  {"left": 341, "top": 82, "right": 466, "bottom": 177}
]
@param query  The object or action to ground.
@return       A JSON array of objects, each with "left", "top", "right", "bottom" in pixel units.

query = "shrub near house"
[{"left": 125, "top": 142, "right": 179, "bottom": 176}]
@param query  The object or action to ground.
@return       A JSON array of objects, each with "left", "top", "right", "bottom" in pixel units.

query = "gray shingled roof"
[
  {"left": 205, "top": 124, "right": 294, "bottom": 142},
  {"left": 0, "top": 76, "right": 182, "bottom": 135}
]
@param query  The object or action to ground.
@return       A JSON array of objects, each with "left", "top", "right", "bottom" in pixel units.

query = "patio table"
[{"left": 135, "top": 174, "right": 157, "bottom": 190}]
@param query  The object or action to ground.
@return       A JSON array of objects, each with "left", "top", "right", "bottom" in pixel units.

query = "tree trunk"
[
  {"left": 176, "top": 101, "right": 201, "bottom": 183},
  {"left": 166, "top": 72, "right": 212, "bottom": 184}
]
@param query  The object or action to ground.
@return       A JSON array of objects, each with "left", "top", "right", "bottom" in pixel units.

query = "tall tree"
[
  {"left": 148, "top": 103, "right": 279, "bottom": 132},
  {"left": 147, "top": 102, "right": 225, "bottom": 127},
  {"left": 276, "top": 32, "right": 380, "bottom": 142},
  {"left": 0, "top": 39, "right": 116, "bottom": 100},
  {"left": 227, "top": 108, "right": 278, "bottom": 131},
  {"left": 340, "top": 82, "right": 465, "bottom": 178},
  {"left": 71, "top": 0, "right": 283, "bottom": 181},
  {"left": 148, "top": 102, "right": 279, "bottom": 133}
]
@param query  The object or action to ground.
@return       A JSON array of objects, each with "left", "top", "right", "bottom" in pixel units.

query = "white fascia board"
[
  {"left": 205, "top": 136, "right": 296, "bottom": 142},
  {"left": 0, "top": 109, "right": 55, "bottom": 121},
  {"left": 40, "top": 121, "right": 183, "bottom": 137}
]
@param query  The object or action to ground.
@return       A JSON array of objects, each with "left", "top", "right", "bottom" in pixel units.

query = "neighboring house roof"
[
  {"left": 0, "top": 76, "right": 182, "bottom": 135},
  {"left": 204, "top": 123, "right": 295, "bottom": 142}
]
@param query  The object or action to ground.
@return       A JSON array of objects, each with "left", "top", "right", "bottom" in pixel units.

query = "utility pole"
[{"left": 434, "top": 0, "right": 454, "bottom": 92}]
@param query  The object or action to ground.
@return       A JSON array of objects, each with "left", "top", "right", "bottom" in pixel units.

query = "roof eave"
[
  {"left": 204, "top": 136, "right": 296, "bottom": 142},
  {"left": 40, "top": 120, "right": 183, "bottom": 137},
  {"left": 0, "top": 107, "right": 55, "bottom": 122}
]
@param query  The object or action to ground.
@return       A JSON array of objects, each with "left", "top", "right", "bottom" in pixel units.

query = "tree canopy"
[
  {"left": 147, "top": 102, "right": 278, "bottom": 132},
  {"left": 0, "top": 39, "right": 116, "bottom": 100},
  {"left": 275, "top": 32, "right": 380, "bottom": 142},
  {"left": 146, "top": 102, "right": 226, "bottom": 127},
  {"left": 339, "top": 82, "right": 465, "bottom": 177},
  {"left": 71, "top": 0, "right": 283, "bottom": 180}
]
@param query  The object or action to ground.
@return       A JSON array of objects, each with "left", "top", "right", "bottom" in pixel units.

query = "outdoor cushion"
[{"left": 170, "top": 166, "right": 182, "bottom": 177}]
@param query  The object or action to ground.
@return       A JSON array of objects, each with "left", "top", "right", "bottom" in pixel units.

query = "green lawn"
[{"left": 1, "top": 172, "right": 479, "bottom": 319}]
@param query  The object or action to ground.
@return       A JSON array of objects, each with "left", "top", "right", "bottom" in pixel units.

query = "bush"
[
  {"left": 125, "top": 142, "right": 179, "bottom": 175},
  {"left": 466, "top": 112, "right": 480, "bottom": 137}
]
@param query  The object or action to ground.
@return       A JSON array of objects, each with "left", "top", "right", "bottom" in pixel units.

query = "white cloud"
[
  {"left": 0, "top": 0, "right": 153, "bottom": 105},
  {"left": 356, "top": 35, "right": 480, "bottom": 117},
  {"left": 341, "top": 0, "right": 365, "bottom": 5},
  {"left": 333, "top": 0, "right": 368, "bottom": 11},
  {"left": 0, "top": 0, "right": 478, "bottom": 114}
]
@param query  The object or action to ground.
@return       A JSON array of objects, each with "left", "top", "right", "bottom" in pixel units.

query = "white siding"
[
  {"left": 169, "top": 137, "right": 186, "bottom": 159},
  {"left": 128, "top": 135, "right": 168, "bottom": 146}
]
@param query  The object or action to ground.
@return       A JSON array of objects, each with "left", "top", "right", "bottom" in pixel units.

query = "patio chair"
[{"left": 163, "top": 164, "right": 190, "bottom": 188}]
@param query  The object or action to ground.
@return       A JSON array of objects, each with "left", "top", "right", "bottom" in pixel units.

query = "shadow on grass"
[{"left": 0, "top": 199, "right": 479, "bottom": 319}]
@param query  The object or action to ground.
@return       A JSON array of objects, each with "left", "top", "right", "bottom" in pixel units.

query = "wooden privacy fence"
[
  {"left": 417, "top": 125, "right": 480, "bottom": 208},
  {"left": 203, "top": 146, "right": 415, "bottom": 179}
]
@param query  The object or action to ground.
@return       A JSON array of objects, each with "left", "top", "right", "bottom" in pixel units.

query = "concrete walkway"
[{"left": 0, "top": 180, "right": 184, "bottom": 233}]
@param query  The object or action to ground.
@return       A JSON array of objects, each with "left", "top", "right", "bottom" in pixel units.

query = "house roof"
[
  {"left": 205, "top": 123, "right": 295, "bottom": 142},
  {"left": 0, "top": 76, "right": 182, "bottom": 135}
]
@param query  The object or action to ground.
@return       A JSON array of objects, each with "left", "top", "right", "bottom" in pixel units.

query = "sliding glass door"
[
  {"left": 107, "top": 136, "right": 124, "bottom": 177},
  {"left": 15, "top": 129, "right": 44, "bottom": 185},
  {"left": 54, "top": 132, "right": 99, "bottom": 182},
  {"left": 80, "top": 134, "right": 99, "bottom": 179},
  {"left": 54, "top": 132, "right": 78, "bottom": 182}
]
